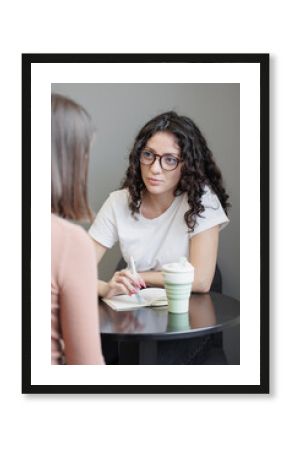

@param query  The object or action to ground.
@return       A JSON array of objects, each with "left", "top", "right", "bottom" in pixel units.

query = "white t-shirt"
[{"left": 89, "top": 187, "right": 229, "bottom": 272}]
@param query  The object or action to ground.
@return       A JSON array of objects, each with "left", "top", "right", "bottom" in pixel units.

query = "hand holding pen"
[{"left": 105, "top": 258, "right": 146, "bottom": 299}]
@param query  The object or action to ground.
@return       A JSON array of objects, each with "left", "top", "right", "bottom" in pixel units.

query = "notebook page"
[{"left": 102, "top": 288, "right": 167, "bottom": 311}]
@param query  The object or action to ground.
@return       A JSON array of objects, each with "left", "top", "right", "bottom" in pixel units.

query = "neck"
[{"left": 141, "top": 190, "right": 175, "bottom": 216}]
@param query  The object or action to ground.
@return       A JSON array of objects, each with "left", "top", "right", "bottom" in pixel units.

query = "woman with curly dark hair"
[{"left": 89, "top": 111, "right": 230, "bottom": 299}]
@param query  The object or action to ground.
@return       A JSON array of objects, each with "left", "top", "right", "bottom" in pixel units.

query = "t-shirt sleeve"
[
  {"left": 189, "top": 187, "right": 230, "bottom": 238},
  {"left": 88, "top": 194, "right": 118, "bottom": 248}
]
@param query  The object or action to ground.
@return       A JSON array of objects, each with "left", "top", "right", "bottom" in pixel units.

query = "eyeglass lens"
[{"left": 140, "top": 150, "right": 179, "bottom": 171}]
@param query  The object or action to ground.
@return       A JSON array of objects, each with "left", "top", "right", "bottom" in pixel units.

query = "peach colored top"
[{"left": 51, "top": 214, "right": 104, "bottom": 365}]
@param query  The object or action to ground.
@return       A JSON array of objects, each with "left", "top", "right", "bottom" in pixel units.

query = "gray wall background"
[{"left": 52, "top": 83, "right": 240, "bottom": 300}]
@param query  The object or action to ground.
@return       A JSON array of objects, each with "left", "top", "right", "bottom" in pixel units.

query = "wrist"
[{"left": 98, "top": 280, "right": 110, "bottom": 298}]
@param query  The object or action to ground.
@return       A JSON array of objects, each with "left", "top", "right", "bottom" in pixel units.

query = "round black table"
[{"left": 99, "top": 292, "right": 240, "bottom": 365}]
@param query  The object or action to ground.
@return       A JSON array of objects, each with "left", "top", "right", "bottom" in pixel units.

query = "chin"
[{"left": 145, "top": 184, "right": 165, "bottom": 194}]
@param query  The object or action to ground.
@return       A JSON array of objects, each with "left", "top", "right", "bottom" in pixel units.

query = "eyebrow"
[{"left": 144, "top": 146, "right": 180, "bottom": 157}]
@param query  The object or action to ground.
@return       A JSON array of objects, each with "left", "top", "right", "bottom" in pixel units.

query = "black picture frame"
[{"left": 22, "top": 53, "right": 269, "bottom": 394}]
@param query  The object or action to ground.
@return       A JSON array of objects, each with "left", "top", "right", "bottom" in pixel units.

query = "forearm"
[
  {"left": 139, "top": 271, "right": 211, "bottom": 293},
  {"left": 139, "top": 271, "right": 164, "bottom": 287}
]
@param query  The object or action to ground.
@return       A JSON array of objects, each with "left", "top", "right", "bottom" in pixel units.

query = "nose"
[{"left": 149, "top": 157, "right": 162, "bottom": 174}]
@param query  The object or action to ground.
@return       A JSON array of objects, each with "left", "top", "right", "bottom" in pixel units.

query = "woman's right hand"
[{"left": 105, "top": 269, "right": 146, "bottom": 299}]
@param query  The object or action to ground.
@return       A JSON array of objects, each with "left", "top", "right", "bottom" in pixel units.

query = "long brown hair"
[{"left": 51, "top": 93, "right": 94, "bottom": 221}]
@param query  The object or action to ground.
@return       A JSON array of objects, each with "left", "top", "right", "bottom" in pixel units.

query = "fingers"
[
  {"left": 106, "top": 282, "right": 128, "bottom": 298},
  {"left": 134, "top": 273, "right": 146, "bottom": 289},
  {"left": 108, "top": 277, "right": 137, "bottom": 297},
  {"left": 106, "top": 270, "right": 147, "bottom": 298},
  {"left": 116, "top": 273, "right": 138, "bottom": 293},
  {"left": 118, "top": 270, "right": 141, "bottom": 287},
  {"left": 119, "top": 270, "right": 147, "bottom": 289},
  {"left": 114, "top": 281, "right": 133, "bottom": 296}
]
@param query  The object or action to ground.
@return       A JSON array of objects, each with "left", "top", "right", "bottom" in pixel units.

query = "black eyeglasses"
[{"left": 140, "top": 149, "right": 182, "bottom": 171}]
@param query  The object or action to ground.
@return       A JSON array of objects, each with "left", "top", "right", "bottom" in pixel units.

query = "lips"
[{"left": 147, "top": 178, "right": 163, "bottom": 185}]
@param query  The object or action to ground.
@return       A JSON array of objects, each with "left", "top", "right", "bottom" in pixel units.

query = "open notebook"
[{"left": 102, "top": 288, "right": 168, "bottom": 311}]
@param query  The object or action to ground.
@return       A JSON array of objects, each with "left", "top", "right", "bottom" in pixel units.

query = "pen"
[{"left": 129, "top": 256, "right": 143, "bottom": 303}]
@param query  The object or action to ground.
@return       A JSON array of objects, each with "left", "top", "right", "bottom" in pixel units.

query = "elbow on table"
[{"left": 192, "top": 279, "right": 212, "bottom": 294}]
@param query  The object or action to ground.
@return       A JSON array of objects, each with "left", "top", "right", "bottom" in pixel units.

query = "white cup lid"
[{"left": 162, "top": 257, "right": 194, "bottom": 273}]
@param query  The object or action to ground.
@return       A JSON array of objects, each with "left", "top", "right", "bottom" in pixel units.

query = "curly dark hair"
[{"left": 121, "top": 111, "right": 230, "bottom": 231}]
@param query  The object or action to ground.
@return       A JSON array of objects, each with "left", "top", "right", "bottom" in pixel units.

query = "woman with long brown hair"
[
  {"left": 89, "top": 111, "right": 230, "bottom": 299},
  {"left": 51, "top": 93, "right": 104, "bottom": 365}
]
